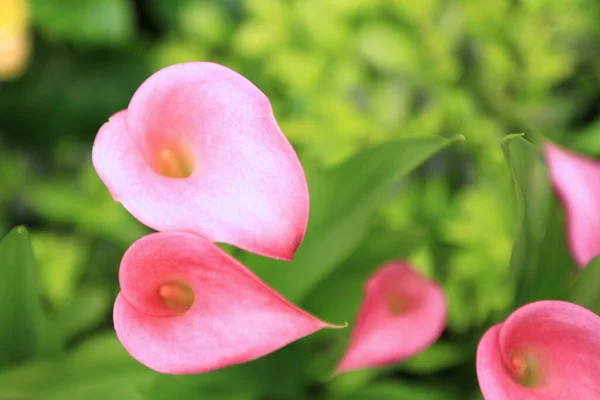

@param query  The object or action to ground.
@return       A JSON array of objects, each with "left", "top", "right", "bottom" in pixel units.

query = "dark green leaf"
[
  {"left": 570, "top": 255, "right": 600, "bottom": 314},
  {"left": 502, "top": 135, "right": 573, "bottom": 307},
  {"left": 145, "top": 341, "right": 313, "bottom": 400},
  {"left": 0, "top": 227, "right": 44, "bottom": 368},
  {"left": 0, "top": 333, "right": 155, "bottom": 400},
  {"left": 47, "top": 287, "right": 111, "bottom": 350}
]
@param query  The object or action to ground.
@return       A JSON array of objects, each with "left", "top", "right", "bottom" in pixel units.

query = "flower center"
[
  {"left": 158, "top": 281, "right": 194, "bottom": 314},
  {"left": 387, "top": 294, "right": 409, "bottom": 315},
  {"left": 155, "top": 147, "right": 194, "bottom": 178},
  {"left": 508, "top": 351, "right": 537, "bottom": 387}
]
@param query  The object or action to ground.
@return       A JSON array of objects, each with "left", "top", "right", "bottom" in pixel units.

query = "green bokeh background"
[{"left": 1, "top": 0, "right": 600, "bottom": 399}]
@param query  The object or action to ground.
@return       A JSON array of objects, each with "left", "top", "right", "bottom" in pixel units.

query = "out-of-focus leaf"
[
  {"left": 502, "top": 134, "right": 573, "bottom": 307},
  {"left": 341, "top": 382, "right": 458, "bottom": 400},
  {"left": 144, "top": 371, "right": 256, "bottom": 400},
  {"left": 26, "top": 163, "right": 148, "bottom": 248},
  {"left": 178, "top": 1, "right": 233, "bottom": 46},
  {"left": 31, "top": 0, "right": 135, "bottom": 45},
  {"left": 0, "top": 333, "right": 156, "bottom": 400},
  {"left": 570, "top": 255, "right": 600, "bottom": 314},
  {"left": 47, "top": 287, "right": 111, "bottom": 349},
  {"left": 31, "top": 231, "right": 85, "bottom": 308},
  {"left": 357, "top": 24, "right": 420, "bottom": 75},
  {"left": 145, "top": 340, "right": 312, "bottom": 400},
  {"left": 244, "top": 136, "right": 463, "bottom": 303},
  {"left": 0, "top": 226, "right": 43, "bottom": 368},
  {"left": 398, "top": 342, "right": 466, "bottom": 375}
]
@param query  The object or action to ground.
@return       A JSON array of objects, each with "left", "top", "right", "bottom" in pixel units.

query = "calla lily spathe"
[
  {"left": 337, "top": 262, "right": 447, "bottom": 373},
  {"left": 114, "top": 232, "right": 337, "bottom": 374},
  {"left": 93, "top": 62, "right": 309, "bottom": 261},
  {"left": 545, "top": 143, "right": 600, "bottom": 267},
  {"left": 477, "top": 300, "right": 600, "bottom": 400}
]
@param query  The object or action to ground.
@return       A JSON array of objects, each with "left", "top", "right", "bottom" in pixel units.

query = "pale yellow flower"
[{"left": 0, "top": 0, "right": 31, "bottom": 80}]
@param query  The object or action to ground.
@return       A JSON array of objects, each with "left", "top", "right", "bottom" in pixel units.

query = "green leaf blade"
[
  {"left": 0, "top": 226, "right": 44, "bottom": 368},
  {"left": 245, "top": 136, "right": 462, "bottom": 303},
  {"left": 570, "top": 256, "right": 600, "bottom": 314}
]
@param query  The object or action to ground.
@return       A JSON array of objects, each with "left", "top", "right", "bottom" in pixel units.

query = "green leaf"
[
  {"left": 397, "top": 342, "right": 466, "bottom": 375},
  {"left": 0, "top": 227, "right": 44, "bottom": 368},
  {"left": 46, "top": 287, "right": 111, "bottom": 350},
  {"left": 145, "top": 341, "right": 312, "bottom": 400},
  {"left": 0, "top": 333, "right": 156, "bottom": 400},
  {"left": 244, "top": 136, "right": 463, "bottom": 303},
  {"left": 502, "top": 134, "right": 573, "bottom": 307},
  {"left": 570, "top": 255, "right": 600, "bottom": 314}
]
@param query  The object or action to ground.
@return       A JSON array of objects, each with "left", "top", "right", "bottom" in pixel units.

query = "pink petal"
[
  {"left": 476, "top": 300, "right": 600, "bottom": 400},
  {"left": 114, "top": 232, "right": 334, "bottom": 374},
  {"left": 545, "top": 143, "right": 600, "bottom": 267},
  {"left": 92, "top": 62, "right": 309, "bottom": 260},
  {"left": 336, "top": 262, "right": 447, "bottom": 373}
]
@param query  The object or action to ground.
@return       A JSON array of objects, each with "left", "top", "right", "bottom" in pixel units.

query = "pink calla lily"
[
  {"left": 336, "top": 262, "right": 447, "bottom": 373},
  {"left": 93, "top": 62, "right": 309, "bottom": 261},
  {"left": 476, "top": 300, "right": 600, "bottom": 400},
  {"left": 114, "top": 232, "right": 336, "bottom": 374},
  {"left": 545, "top": 142, "right": 600, "bottom": 267}
]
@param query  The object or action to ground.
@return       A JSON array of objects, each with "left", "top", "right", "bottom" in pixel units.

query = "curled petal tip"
[
  {"left": 326, "top": 321, "right": 349, "bottom": 330},
  {"left": 336, "top": 262, "right": 447, "bottom": 374},
  {"left": 92, "top": 62, "right": 309, "bottom": 259},
  {"left": 114, "top": 232, "right": 327, "bottom": 374}
]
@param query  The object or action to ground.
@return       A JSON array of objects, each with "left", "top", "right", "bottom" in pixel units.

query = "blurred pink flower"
[
  {"left": 92, "top": 62, "right": 309, "bottom": 261},
  {"left": 477, "top": 300, "right": 600, "bottom": 400},
  {"left": 336, "top": 262, "right": 447, "bottom": 373},
  {"left": 545, "top": 143, "right": 600, "bottom": 267},
  {"left": 114, "top": 232, "right": 336, "bottom": 374}
]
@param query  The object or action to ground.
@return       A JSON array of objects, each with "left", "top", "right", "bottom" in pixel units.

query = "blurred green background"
[{"left": 1, "top": 0, "right": 600, "bottom": 399}]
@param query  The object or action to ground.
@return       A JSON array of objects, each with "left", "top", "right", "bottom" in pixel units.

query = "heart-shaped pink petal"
[
  {"left": 477, "top": 300, "right": 600, "bottom": 400},
  {"left": 92, "top": 62, "right": 309, "bottom": 260},
  {"left": 336, "top": 262, "right": 447, "bottom": 373},
  {"left": 114, "top": 232, "right": 335, "bottom": 374},
  {"left": 545, "top": 143, "right": 600, "bottom": 267}
]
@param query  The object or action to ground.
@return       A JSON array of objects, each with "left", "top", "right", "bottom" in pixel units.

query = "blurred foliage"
[{"left": 1, "top": 0, "right": 600, "bottom": 398}]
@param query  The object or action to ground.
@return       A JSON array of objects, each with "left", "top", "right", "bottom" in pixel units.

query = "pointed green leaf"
[
  {"left": 244, "top": 136, "right": 463, "bottom": 303},
  {"left": 502, "top": 135, "right": 573, "bottom": 307},
  {"left": 570, "top": 255, "right": 600, "bottom": 314},
  {"left": 0, "top": 226, "right": 44, "bottom": 367}
]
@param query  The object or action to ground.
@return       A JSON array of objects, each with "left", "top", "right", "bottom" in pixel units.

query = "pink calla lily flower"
[
  {"left": 477, "top": 300, "right": 600, "bottom": 400},
  {"left": 114, "top": 232, "right": 337, "bottom": 374},
  {"left": 93, "top": 62, "right": 309, "bottom": 261},
  {"left": 545, "top": 143, "right": 600, "bottom": 267},
  {"left": 336, "top": 262, "right": 447, "bottom": 373}
]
